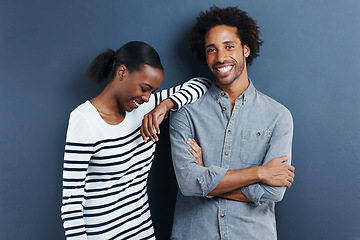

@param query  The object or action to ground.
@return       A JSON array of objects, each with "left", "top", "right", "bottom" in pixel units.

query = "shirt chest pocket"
[{"left": 240, "top": 130, "right": 272, "bottom": 165}]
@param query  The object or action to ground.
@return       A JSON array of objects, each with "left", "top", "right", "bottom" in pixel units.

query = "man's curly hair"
[{"left": 188, "top": 6, "right": 263, "bottom": 66}]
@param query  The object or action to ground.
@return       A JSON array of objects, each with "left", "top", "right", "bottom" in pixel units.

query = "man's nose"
[{"left": 215, "top": 49, "right": 226, "bottom": 63}]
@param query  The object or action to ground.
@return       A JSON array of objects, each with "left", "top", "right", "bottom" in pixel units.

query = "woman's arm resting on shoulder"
[{"left": 141, "top": 77, "right": 211, "bottom": 142}]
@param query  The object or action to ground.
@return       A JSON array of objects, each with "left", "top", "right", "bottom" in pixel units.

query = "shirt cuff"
[
  {"left": 241, "top": 183, "right": 266, "bottom": 205},
  {"left": 197, "top": 166, "right": 227, "bottom": 198}
]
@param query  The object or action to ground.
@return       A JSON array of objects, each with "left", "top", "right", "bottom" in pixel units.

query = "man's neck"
[{"left": 215, "top": 73, "right": 250, "bottom": 113}]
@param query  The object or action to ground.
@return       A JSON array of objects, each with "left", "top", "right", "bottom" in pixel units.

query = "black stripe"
[
  {"left": 86, "top": 155, "right": 152, "bottom": 183},
  {"left": 179, "top": 91, "right": 189, "bottom": 103},
  {"left": 192, "top": 78, "right": 212, "bottom": 88},
  {"left": 64, "top": 149, "right": 93, "bottom": 154},
  {"left": 180, "top": 89, "right": 193, "bottom": 103},
  {"left": 84, "top": 170, "right": 149, "bottom": 200},
  {"left": 87, "top": 203, "right": 150, "bottom": 235},
  {"left": 154, "top": 92, "right": 159, "bottom": 106},
  {"left": 62, "top": 214, "right": 83, "bottom": 222},
  {"left": 63, "top": 184, "right": 85, "bottom": 190},
  {"left": 93, "top": 126, "right": 141, "bottom": 147},
  {"left": 140, "top": 232, "right": 156, "bottom": 240},
  {"left": 85, "top": 164, "right": 150, "bottom": 194},
  {"left": 84, "top": 185, "right": 147, "bottom": 216},
  {"left": 63, "top": 167, "right": 88, "bottom": 172},
  {"left": 189, "top": 82, "right": 205, "bottom": 95},
  {"left": 64, "top": 224, "right": 86, "bottom": 232},
  {"left": 86, "top": 152, "right": 155, "bottom": 176},
  {"left": 66, "top": 142, "right": 94, "bottom": 147},
  {"left": 188, "top": 85, "right": 201, "bottom": 99},
  {"left": 171, "top": 95, "right": 182, "bottom": 108},
  {"left": 65, "top": 230, "right": 86, "bottom": 238},
  {"left": 109, "top": 214, "right": 152, "bottom": 240},
  {"left": 93, "top": 133, "right": 142, "bottom": 154},
  {"left": 90, "top": 142, "right": 153, "bottom": 162},
  {"left": 61, "top": 209, "right": 82, "bottom": 216},
  {"left": 86, "top": 199, "right": 149, "bottom": 229},
  {"left": 63, "top": 178, "right": 84, "bottom": 183}
]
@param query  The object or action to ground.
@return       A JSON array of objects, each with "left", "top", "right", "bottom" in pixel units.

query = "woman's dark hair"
[
  {"left": 188, "top": 6, "right": 263, "bottom": 66},
  {"left": 86, "top": 41, "right": 164, "bottom": 84}
]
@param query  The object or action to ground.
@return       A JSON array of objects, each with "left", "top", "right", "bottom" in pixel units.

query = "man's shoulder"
[
  {"left": 253, "top": 88, "right": 291, "bottom": 115},
  {"left": 170, "top": 91, "right": 211, "bottom": 123}
]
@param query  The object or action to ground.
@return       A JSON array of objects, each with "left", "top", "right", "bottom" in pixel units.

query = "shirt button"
[
  {"left": 221, "top": 92, "right": 226, "bottom": 96},
  {"left": 216, "top": 96, "right": 219, "bottom": 101},
  {"left": 224, "top": 151, "right": 229, "bottom": 156},
  {"left": 256, "top": 132, "right": 261, "bottom": 136},
  {"left": 227, "top": 130, "right": 231, "bottom": 134},
  {"left": 220, "top": 214, "right": 225, "bottom": 218},
  {"left": 223, "top": 107, "right": 227, "bottom": 111}
]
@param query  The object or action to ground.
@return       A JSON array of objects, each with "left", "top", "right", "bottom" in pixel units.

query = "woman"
[{"left": 61, "top": 41, "right": 211, "bottom": 239}]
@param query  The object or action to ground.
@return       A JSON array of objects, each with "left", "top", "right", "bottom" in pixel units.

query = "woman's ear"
[{"left": 117, "top": 64, "right": 127, "bottom": 80}]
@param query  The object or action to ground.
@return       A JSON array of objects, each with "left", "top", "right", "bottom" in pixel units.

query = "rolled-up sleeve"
[
  {"left": 170, "top": 109, "right": 227, "bottom": 197},
  {"left": 242, "top": 108, "right": 293, "bottom": 204}
]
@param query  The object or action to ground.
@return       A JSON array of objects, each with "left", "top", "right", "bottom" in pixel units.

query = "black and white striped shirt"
[{"left": 61, "top": 78, "right": 211, "bottom": 239}]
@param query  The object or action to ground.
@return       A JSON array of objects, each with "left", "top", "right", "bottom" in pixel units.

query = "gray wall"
[{"left": 1, "top": 0, "right": 359, "bottom": 239}]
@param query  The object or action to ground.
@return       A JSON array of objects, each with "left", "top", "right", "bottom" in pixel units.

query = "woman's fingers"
[
  {"left": 141, "top": 113, "right": 159, "bottom": 142},
  {"left": 186, "top": 138, "right": 204, "bottom": 166}
]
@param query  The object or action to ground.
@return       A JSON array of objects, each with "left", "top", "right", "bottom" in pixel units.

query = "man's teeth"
[
  {"left": 217, "top": 66, "right": 232, "bottom": 73},
  {"left": 133, "top": 100, "right": 140, "bottom": 107}
]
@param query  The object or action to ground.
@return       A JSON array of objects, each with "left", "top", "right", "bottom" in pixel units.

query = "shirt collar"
[{"left": 209, "top": 79, "right": 256, "bottom": 104}]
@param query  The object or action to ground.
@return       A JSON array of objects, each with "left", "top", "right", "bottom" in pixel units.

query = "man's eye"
[
  {"left": 207, "top": 48, "right": 215, "bottom": 53},
  {"left": 226, "top": 45, "right": 235, "bottom": 49}
]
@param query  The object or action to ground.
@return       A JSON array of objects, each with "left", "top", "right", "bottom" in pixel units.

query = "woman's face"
[{"left": 118, "top": 64, "right": 164, "bottom": 112}]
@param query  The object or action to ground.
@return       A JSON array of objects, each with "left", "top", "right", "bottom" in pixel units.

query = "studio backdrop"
[{"left": 0, "top": 0, "right": 359, "bottom": 239}]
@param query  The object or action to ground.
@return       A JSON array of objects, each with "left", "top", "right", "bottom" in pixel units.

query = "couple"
[{"left": 61, "top": 6, "right": 294, "bottom": 240}]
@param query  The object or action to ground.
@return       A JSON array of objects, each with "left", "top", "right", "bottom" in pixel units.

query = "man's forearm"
[
  {"left": 208, "top": 167, "right": 262, "bottom": 196},
  {"left": 208, "top": 155, "right": 293, "bottom": 196},
  {"left": 217, "top": 189, "right": 252, "bottom": 202}
]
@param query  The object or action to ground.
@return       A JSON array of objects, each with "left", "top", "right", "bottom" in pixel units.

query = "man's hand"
[
  {"left": 259, "top": 155, "right": 295, "bottom": 188},
  {"left": 187, "top": 138, "right": 204, "bottom": 166},
  {"left": 141, "top": 99, "right": 175, "bottom": 142}
]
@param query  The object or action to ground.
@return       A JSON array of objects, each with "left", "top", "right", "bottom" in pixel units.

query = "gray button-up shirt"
[{"left": 169, "top": 79, "right": 293, "bottom": 240}]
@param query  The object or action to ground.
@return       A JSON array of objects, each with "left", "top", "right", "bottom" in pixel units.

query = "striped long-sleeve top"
[{"left": 61, "top": 78, "right": 211, "bottom": 240}]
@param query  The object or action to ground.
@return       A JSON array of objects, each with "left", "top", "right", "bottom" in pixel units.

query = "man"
[{"left": 169, "top": 6, "right": 294, "bottom": 240}]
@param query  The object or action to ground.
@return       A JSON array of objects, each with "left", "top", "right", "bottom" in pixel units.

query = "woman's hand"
[
  {"left": 187, "top": 138, "right": 204, "bottom": 166},
  {"left": 141, "top": 99, "right": 175, "bottom": 142}
]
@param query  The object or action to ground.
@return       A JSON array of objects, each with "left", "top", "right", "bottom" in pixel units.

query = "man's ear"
[
  {"left": 244, "top": 45, "right": 250, "bottom": 58},
  {"left": 117, "top": 64, "right": 127, "bottom": 80}
]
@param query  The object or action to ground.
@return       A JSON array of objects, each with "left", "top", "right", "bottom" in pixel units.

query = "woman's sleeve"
[
  {"left": 61, "top": 111, "right": 94, "bottom": 239},
  {"left": 153, "top": 77, "right": 212, "bottom": 110}
]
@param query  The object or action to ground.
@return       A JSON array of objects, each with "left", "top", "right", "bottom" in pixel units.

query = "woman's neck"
[{"left": 90, "top": 83, "right": 126, "bottom": 125}]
